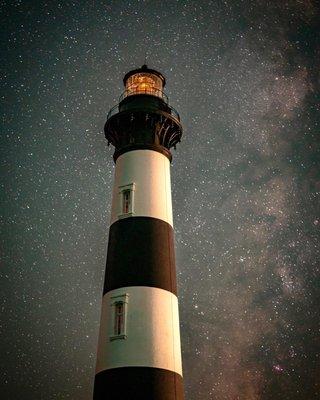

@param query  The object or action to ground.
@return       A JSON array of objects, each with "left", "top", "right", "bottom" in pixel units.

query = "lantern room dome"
[{"left": 123, "top": 64, "right": 166, "bottom": 87}]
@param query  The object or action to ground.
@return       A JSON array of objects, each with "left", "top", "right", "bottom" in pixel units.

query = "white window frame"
[
  {"left": 118, "top": 183, "right": 135, "bottom": 219},
  {"left": 109, "top": 293, "right": 129, "bottom": 341}
]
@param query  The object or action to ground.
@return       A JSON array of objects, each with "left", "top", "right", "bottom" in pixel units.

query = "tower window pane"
[
  {"left": 109, "top": 293, "right": 129, "bottom": 341},
  {"left": 122, "top": 190, "right": 130, "bottom": 214},
  {"left": 114, "top": 302, "right": 124, "bottom": 336},
  {"left": 118, "top": 183, "right": 135, "bottom": 218}
]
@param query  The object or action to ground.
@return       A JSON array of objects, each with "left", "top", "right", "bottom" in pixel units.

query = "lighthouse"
[{"left": 93, "top": 65, "right": 184, "bottom": 400}]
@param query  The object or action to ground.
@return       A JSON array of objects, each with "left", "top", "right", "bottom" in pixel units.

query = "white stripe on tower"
[
  {"left": 96, "top": 286, "right": 182, "bottom": 375},
  {"left": 110, "top": 150, "right": 173, "bottom": 226}
]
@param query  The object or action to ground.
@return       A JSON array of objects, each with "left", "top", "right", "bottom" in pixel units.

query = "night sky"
[{"left": 1, "top": 1, "right": 320, "bottom": 399}]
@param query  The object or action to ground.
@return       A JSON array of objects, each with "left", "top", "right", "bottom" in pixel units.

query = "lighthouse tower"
[{"left": 94, "top": 65, "right": 184, "bottom": 400}]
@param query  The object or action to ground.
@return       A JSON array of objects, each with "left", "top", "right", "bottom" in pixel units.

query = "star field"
[{"left": 1, "top": 1, "right": 320, "bottom": 399}]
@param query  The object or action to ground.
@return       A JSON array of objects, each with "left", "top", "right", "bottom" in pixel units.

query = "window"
[
  {"left": 114, "top": 302, "right": 124, "bottom": 336},
  {"left": 122, "top": 190, "right": 131, "bottom": 214},
  {"left": 110, "top": 293, "right": 129, "bottom": 341},
  {"left": 118, "top": 183, "right": 135, "bottom": 218}
]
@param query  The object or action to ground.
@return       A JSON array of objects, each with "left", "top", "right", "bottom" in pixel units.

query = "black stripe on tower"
[
  {"left": 103, "top": 216, "right": 177, "bottom": 295},
  {"left": 93, "top": 367, "right": 184, "bottom": 400}
]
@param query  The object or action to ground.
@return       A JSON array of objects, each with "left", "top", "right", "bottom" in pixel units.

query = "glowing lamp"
[{"left": 123, "top": 64, "right": 166, "bottom": 99}]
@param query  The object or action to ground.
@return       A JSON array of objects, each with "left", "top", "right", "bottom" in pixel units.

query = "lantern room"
[
  {"left": 105, "top": 65, "right": 182, "bottom": 161},
  {"left": 123, "top": 65, "right": 166, "bottom": 100}
]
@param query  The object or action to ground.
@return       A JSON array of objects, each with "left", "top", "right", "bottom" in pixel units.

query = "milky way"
[{"left": 1, "top": 1, "right": 319, "bottom": 399}]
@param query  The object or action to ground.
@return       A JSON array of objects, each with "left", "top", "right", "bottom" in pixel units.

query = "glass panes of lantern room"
[{"left": 125, "top": 73, "right": 163, "bottom": 99}]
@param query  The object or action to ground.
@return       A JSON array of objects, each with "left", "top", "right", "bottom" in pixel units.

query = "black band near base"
[{"left": 94, "top": 367, "right": 184, "bottom": 400}]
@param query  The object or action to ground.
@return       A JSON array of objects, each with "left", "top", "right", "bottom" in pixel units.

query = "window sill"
[
  {"left": 118, "top": 212, "right": 134, "bottom": 219},
  {"left": 110, "top": 334, "right": 127, "bottom": 341}
]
